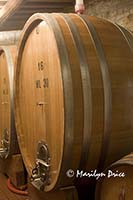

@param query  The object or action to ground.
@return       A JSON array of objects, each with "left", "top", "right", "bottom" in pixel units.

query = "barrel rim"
[
  {"left": 0, "top": 45, "right": 16, "bottom": 158},
  {"left": 14, "top": 13, "right": 76, "bottom": 192}
]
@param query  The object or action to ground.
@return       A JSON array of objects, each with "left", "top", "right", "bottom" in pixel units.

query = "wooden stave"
[
  {"left": 79, "top": 15, "right": 133, "bottom": 170},
  {"left": 78, "top": 15, "right": 112, "bottom": 171},
  {"left": 14, "top": 13, "right": 133, "bottom": 192},
  {"left": 57, "top": 13, "right": 92, "bottom": 172},
  {"left": 95, "top": 153, "right": 133, "bottom": 200},
  {"left": 51, "top": 14, "right": 85, "bottom": 189},
  {"left": 64, "top": 14, "right": 133, "bottom": 172},
  {"left": 0, "top": 46, "right": 19, "bottom": 158},
  {"left": 68, "top": 14, "right": 104, "bottom": 172}
]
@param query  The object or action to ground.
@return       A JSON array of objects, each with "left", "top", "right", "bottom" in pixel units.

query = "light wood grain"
[
  {"left": 0, "top": 0, "right": 74, "bottom": 31},
  {"left": 0, "top": 46, "right": 19, "bottom": 157},
  {"left": 14, "top": 13, "right": 133, "bottom": 192},
  {"left": 95, "top": 153, "right": 133, "bottom": 200}
]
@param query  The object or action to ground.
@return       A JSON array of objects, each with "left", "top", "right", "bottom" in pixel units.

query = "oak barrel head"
[
  {"left": 14, "top": 13, "right": 133, "bottom": 192},
  {"left": 0, "top": 46, "right": 19, "bottom": 159}
]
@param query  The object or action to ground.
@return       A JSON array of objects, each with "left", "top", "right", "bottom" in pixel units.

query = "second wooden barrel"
[
  {"left": 14, "top": 13, "right": 133, "bottom": 192},
  {"left": 95, "top": 153, "right": 133, "bottom": 200},
  {"left": 0, "top": 46, "right": 19, "bottom": 158}
]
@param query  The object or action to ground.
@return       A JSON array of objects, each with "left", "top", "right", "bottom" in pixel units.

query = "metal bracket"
[
  {"left": 0, "top": 128, "right": 9, "bottom": 158},
  {"left": 30, "top": 141, "right": 51, "bottom": 191}
]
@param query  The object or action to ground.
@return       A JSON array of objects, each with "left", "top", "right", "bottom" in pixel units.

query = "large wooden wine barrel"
[
  {"left": 14, "top": 13, "right": 133, "bottom": 192},
  {"left": 95, "top": 153, "right": 133, "bottom": 200},
  {"left": 0, "top": 46, "right": 19, "bottom": 158}
]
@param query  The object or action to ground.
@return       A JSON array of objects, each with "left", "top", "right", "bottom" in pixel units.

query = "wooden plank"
[
  {"left": 0, "top": 0, "right": 23, "bottom": 21},
  {"left": 27, "top": 0, "right": 74, "bottom": 2},
  {"left": 14, "top": 8, "right": 63, "bottom": 15},
  {"left": 21, "top": 2, "right": 74, "bottom": 7},
  {"left": 0, "top": 22, "right": 25, "bottom": 31},
  {"left": 0, "top": 0, "right": 74, "bottom": 31}
]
